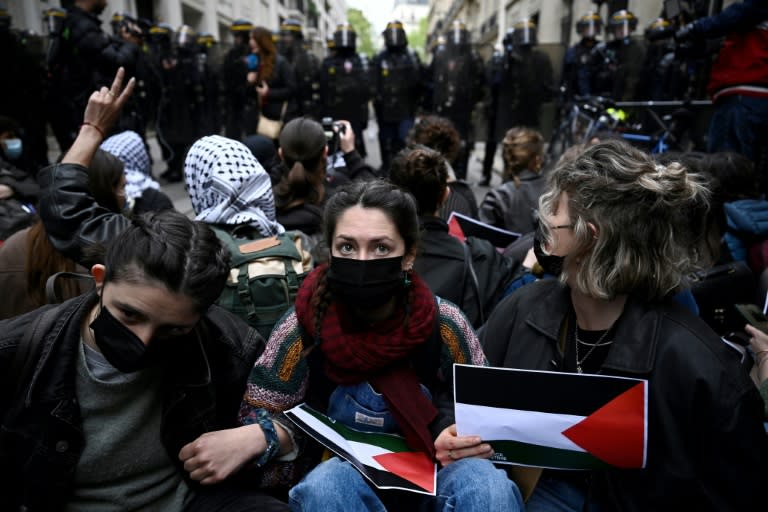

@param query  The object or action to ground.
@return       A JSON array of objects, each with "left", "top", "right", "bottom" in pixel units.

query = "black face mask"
[
  {"left": 533, "top": 235, "right": 565, "bottom": 277},
  {"left": 90, "top": 305, "right": 152, "bottom": 373},
  {"left": 327, "top": 256, "right": 405, "bottom": 309}
]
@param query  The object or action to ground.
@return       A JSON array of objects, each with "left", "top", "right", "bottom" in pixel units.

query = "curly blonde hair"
[{"left": 538, "top": 140, "right": 710, "bottom": 301}]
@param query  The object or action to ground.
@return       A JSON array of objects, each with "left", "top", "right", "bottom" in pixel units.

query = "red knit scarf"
[{"left": 295, "top": 264, "right": 439, "bottom": 458}]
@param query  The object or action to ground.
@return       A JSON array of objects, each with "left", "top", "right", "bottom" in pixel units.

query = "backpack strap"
[
  {"left": 9, "top": 306, "right": 60, "bottom": 401},
  {"left": 462, "top": 241, "right": 484, "bottom": 326},
  {"left": 45, "top": 271, "right": 94, "bottom": 304}
]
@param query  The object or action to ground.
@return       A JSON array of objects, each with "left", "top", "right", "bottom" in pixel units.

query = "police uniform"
[
  {"left": 319, "top": 25, "right": 372, "bottom": 157},
  {"left": 430, "top": 21, "right": 484, "bottom": 180},
  {"left": 373, "top": 21, "right": 423, "bottom": 173}
]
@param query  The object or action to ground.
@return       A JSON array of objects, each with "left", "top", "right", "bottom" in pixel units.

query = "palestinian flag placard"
[
  {"left": 285, "top": 403, "right": 437, "bottom": 495},
  {"left": 454, "top": 364, "right": 647, "bottom": 470}
]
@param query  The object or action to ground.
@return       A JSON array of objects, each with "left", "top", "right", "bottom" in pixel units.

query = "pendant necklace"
[{"left": 574, "top": 323, "right": 613, "bottom": 374}]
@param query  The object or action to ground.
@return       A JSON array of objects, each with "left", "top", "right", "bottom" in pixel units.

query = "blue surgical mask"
[{"left": 2, "top": 138, "right": 22, "bottom": 160}]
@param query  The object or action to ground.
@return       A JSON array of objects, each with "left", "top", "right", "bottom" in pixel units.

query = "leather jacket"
[
  {"left": 480, "top": 279, "right": 768, "bottom": 511},
  {"left": 478, "top": 170, "right": 545, "bottom": 235},
  {"left": 0, "top": 293, "right": 264, "bottom": 511},
  {"left": 38, "top": 163, "right": 132, "bottom": 266},
  {"left": 414, "top": 216, "right": 519, "bottom": 327}
]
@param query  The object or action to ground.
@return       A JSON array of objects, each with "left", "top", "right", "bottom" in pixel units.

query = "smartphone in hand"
[{"left": 734, "top": 303, "right": 768, "bottom": 335}]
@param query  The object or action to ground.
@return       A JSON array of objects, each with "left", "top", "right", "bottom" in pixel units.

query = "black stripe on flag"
[{"left": 454, "top": 364, "right": 640, "bottom": 417}]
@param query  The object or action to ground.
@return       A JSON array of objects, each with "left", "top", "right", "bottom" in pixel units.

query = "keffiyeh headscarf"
[
  {"left": 184, "top": 135, "right": 284, "bottom": 236},
  {"left": 100, "top": 130, "right": 159, "bottom": 201}
]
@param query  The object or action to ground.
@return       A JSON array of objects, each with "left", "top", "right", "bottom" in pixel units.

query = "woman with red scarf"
[{"left": 240, "top": 180, "right": 523, "bottom": 510}]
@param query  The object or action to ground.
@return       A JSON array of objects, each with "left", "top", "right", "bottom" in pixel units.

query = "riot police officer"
[
  {"left": 372, "top": 20, "right": 423, "bottom": 174},
  {"left": 47, "top": 0, "right": 138, "bottom": 152},
  {"left": 561, "top": 11, "right": 603, "bottom": 102},
  {"left": 222, "top": 19, "right": 254, "bottom": 140},
  {"left": 196, "top": 32, "right": 221, "bottom": 135},
  {"left": 319, "top": 24, "right": 373, "bottom": 158},
  {"left": 430, "top": 20, "right": 484, "bottom": 180},
  {"left": 481, "top": 20, "right": 553, "bottom": 185},
  {"left": 591, "top": 10, "right": 645, "bottom": 101},
  {"left": 157, "top": 25, "right": 207, "bottom": 182},
  {"left": 278, "top": 19, "right": 321, "bottom": 119},
  {"left": 636, "top": 18, "right": 683, "bottom": 100}
]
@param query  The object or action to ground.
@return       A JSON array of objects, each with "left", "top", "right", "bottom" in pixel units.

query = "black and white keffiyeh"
[
  {"left": 184, "top": 135, "right": 284, "bottom": 236},
  {"left": 100, "top": 130, "right": 159, "bottom": 201}
]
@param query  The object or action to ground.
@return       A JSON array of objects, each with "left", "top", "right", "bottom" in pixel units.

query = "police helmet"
[
  {"left": 383, "top": 20, "right": 407, "bottom": 48},
  {"left": 197, "top": 32, "right": 216, "bottom": 49},
  {"left": 110, "top": 12, "right": 124, "bottom": 35},
  {"left": 230, "top": 19, "right": 254, "bottom": 34},
  {"left": 576, "top": 11, "right": 603, "bottom": 39},
  {"left": 502, "top": 28, "right": 515, "bottom": 52},
  {"left": 645, "top": 18, "right": 674, "bottom": 41},
  {"left": 42, "top": 7, "right": 66, "bottom": 36},
  {"left": 512, "top": 18, "right": 537, "bottom": 47},
  {"left": 446, "top": 20, "right": 469, "bottom": 47},
  {"left": 280, "top": 19, "right": 303, "bottom": 40},
  {"left": 333, "top": 24, "right": 357, "bottom": 50},
  {"left": 609, "top": 10, "right": 638, "bottom": 40},
  {"left": 149, "top": 22, "right": 173, "bottom": 45},
  {"left": 176, "top": 25, "right": 197, "bottom": 49}
]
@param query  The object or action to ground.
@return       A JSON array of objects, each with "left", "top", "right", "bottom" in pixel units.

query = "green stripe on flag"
[
  {"left": 488, "top": 439, "right": 612, "bottom": 470},
  {"left": 302, "top": 405, "right": 411, "bottom": 453}
]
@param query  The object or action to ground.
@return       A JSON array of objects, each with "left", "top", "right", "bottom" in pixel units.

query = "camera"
[{"left": 321, "top": 117, "right": 346, "bottom": 154}]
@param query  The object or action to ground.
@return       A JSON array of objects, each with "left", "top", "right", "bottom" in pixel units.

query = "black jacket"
[
  {"left": 414, "top": 216, "right": 519, "bottom": 328},
  {"left": 480, "top": 279, "right": 768, "bottom": 511},
  {"left": 0, "top": 293, "right": 264, "bottom": 511},
  {"left": 478, "top": 170, "right": 546, "bottom": 235},
  {"left": 38, "top": 163, "right": 130, "bottom": 266}
]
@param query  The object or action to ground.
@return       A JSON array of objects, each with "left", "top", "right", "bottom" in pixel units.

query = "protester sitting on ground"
[
  {"left": 273, "top": 118, "right": 328, "bottom": 239},
  {"left": 0, "top": 209, "right": 296, "bottom": 511},
  {"left": 0, "top": 117, "right": 40, "bottom": 241},
  {"left": 0, "top": 149, "right": 125, "bottom": 320},
  {"left": 389, "top": 146, "right": 520, "bottom": 328},
  {"left": 479, "top": 127, "right": 546, "bottom": 234},
  {"left": 407, "top": 115, "right": 478, "bottom": 220},
  {"left": 242, "top": 179, "right": 524, "bottom": 511},
  {"left": 243, "top": 133, "right": 285, "bottom": 184},
  {"left": 481, "top": 140, "right": 768, "bottom": 510},
  {"left": 100, "top": 130, "right": 174, "bottom": 214}
]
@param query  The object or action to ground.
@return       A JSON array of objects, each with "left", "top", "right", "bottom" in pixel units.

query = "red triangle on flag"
[
  {"left": 562, "top": 381, "right": 646, "bottom": 468},
  {"left": 373, "top": 451, "right": 436, "bottom": 494},
  {"left": 447, "top": 215, "right": 466, "bottom": 243}
]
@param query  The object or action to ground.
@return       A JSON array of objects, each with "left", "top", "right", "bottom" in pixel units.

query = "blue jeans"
[
  {"left": 526, "top": 474, "right": 606, "bottom": 512},
  {"left": 288, "top": 456, "right": 523, "bottom": 511},
  {"left": 707, "top": 94, "right": 768, "bottom": 163}
]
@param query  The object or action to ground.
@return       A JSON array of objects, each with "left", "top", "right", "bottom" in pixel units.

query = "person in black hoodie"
[{"left": 389, "top": 146, "right": 519, "bottom": 328}]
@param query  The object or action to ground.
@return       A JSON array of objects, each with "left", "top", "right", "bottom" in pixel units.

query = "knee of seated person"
[
  {"left": 288, "top": 457, "right": 361, "bottom": 501},
  {"left": 438, "top": 458, "right": 523, "bottom": 509}
]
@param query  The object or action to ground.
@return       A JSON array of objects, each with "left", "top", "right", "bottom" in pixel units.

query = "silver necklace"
[{"left": 574, "top": 324, "right": 613, "bottom": 374}]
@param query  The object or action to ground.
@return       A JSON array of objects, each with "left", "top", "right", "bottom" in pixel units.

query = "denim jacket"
[{"left": 0, "top": 293, "right": 264, "bottom": 511}]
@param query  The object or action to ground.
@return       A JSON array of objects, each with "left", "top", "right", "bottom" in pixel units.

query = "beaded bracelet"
[{"left": 252, "top": 408, "right": 281, "bottom": 468}]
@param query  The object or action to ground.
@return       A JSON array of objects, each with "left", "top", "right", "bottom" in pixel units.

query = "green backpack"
[{"left": 212, "top": 227, "right": 313, "bottom": 339}]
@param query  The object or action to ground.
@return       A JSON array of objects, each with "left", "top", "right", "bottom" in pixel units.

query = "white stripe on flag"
[
  {"left": 348, "top": 440, "right": 389, "bottom": 470},
  {"left": 456, "top": 402, "right": 587, "bottom": 452}
]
